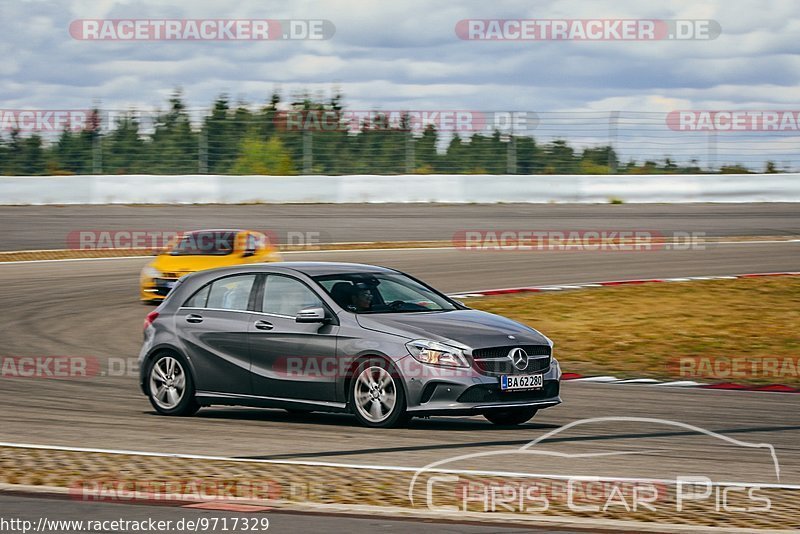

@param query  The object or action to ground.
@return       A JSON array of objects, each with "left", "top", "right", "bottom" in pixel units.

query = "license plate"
[{"left": 501, "top": 374, "right": 543, "bottom": 391}]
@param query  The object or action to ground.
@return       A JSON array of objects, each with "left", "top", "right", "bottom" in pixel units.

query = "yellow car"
[{"left": 140, "top": 229, "right": 281, "bottom": 303}]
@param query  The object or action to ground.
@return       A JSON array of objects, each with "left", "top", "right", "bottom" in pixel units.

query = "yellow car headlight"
[{"left": 142, "top": 266, "right": 162, "bottom": 279}]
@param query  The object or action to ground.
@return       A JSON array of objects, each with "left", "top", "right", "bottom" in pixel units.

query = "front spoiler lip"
[
  {"left": 407, "top": 396, "right": 562, "bottom": 415},
  {"left": 472, "top": 398, "right": 561, "bottom": 410}
]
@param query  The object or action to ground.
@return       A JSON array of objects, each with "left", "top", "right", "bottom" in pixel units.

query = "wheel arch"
[
  {"left": 141, "top": 344, "right": 197, "bottom": 396},
  {"left": 342, "top": 353, "right": 409, "bottom": 409}
]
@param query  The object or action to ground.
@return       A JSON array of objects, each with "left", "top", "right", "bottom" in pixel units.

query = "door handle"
[
  {"left": 254, "top": 320, "right": 274, "bottom": 331},
  {"left": 186, "top": 314, "right": 203, "bottom": 324}
]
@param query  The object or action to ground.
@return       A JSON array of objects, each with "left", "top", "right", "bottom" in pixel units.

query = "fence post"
[
  {"left": 406, "top": 133, "right": 415, "bottom": 173},
  {"left": 608, "top": 110, "right": 619, "bottom": 174},
  {"left": 303, "top": 129, "right": 313, "bottom": 174},
  {"left": 708, "top": 131, "right": 717, "bottom": 172},
  {"left": 506, "top": 113, "right": 517, "bottom": 174},
  {"left": 92, "top": 133, "right": 102, "bottom": 174},
  {"left": 507, "top": 134, "right": 517, "bottom": 174},
  {"left": 199, "top": 129, "right": 208, "bottom": 174}
]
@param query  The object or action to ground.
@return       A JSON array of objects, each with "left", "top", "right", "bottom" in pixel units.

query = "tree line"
[{"left": 0, "top": 91, "right": 779, "bottom": 176}]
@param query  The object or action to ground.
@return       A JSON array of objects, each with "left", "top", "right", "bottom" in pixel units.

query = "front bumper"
[
  {"left": 403, "top": 357, "right": 562, "bottom": 415},
  {"left": 140, "top": 277, "right": 179, "bottom": 301}
]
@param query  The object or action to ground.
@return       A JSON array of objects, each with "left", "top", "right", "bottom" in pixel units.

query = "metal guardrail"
[{"left": 0, "top": 174, "right": 798, "bottom": 204}]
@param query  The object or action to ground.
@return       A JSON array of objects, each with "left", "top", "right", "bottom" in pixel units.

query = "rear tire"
[
  {"left": 145, "top": 352, "right": 200, "bottom": 416},
  {"left": 483, "top": 407, "right": 537, "bottom": 426},
  {"left": 349, "top": 359, "right": 409, "bottom": 428}
]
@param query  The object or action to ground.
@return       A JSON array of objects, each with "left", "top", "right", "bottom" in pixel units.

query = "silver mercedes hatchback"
[{"left": 139, "top": 262, "right": 561, "bottom": 427}]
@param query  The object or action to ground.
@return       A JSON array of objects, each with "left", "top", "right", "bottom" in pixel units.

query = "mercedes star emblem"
[{"left": 508, "top": 347, "right": 528, "bottom": 371}]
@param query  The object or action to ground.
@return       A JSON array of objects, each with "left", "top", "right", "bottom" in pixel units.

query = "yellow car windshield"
[{"left": 170, "top": 231, "right": 236, "bottom": 256}]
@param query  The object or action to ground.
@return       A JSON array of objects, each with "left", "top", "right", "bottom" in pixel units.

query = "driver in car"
[{"left": 350, "top": 284, "right": 374, "bottom": 311}]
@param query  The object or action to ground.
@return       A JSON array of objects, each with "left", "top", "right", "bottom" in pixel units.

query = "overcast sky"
[{"left": 2, "top": 0, "right": 799, "bottom": 113}]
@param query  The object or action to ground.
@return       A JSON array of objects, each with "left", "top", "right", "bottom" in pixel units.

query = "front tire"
[
  {"left": 350, "top": 359, "right": 409, "bottom": 428},
  {"left": 483, "top": 407, "right": 537, "bottom": 426},
  {"left": 146, "top": 352, "right": 199, "bottom": 416}
]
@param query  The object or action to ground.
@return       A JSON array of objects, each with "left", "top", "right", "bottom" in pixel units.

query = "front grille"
[
  {"left": 472, "top": 345, "right": 551, "bottom": 376},
  {"left": 473, "top": 345, "right": 551, "bottom": 359},
  {"left": 458, "top": 381, "right": 560, "bottom": 404},
  {"left": 153, "top": 278, "right": 178, "bottom": 297}
]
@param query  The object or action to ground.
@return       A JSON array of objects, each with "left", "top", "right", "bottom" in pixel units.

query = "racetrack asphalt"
[
  {"left": 0, "top": 240, "right": 798, "bottom": 486},
  {"left": 1, "top": 202, "right": 799, "bottom": 251}
]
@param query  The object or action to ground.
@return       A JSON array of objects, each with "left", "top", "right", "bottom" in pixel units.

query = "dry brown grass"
[{"left": 467, "top": 277, "right": 800, "bottom": 385}]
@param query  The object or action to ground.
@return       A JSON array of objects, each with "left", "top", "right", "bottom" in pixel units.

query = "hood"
[
  {"left": 150, "top": 253, "right": 236, "bottom": 275},
  {"left": 355, "top": 309, "right": 549, "bottom": 349}
]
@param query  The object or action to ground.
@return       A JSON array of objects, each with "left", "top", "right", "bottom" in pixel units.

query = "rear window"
[
  {"left": 170, "top": 231, "right": 236, "bottom": 256},
  {"left": 183, "top": 284, "right": 210, "bottom": 308},
  {"left": 206, "top": 275, "right": 256, "bottom": 311}
]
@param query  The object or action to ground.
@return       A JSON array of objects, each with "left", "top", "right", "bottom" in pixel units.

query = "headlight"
[
  {"left": 406, "top": 340, "right": 469, "bottom": 368},
  {"left": 141, "top": 266, "right": 162, "bottom": 279}
]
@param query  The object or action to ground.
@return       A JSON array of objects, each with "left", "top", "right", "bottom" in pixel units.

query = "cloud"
[
  {"left": 1, "top": 0, "right": 798, "bottom": 169},
  {"left": 2, "top": 0, "right": 798, "bottom": 112}
]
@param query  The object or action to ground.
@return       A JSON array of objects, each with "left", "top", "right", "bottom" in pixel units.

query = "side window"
[
  {"left": 262, "top": 275, "right": 324, "bottom": 317},
  {"left": 183, "top": 284, "right": 210, "bottom": 308},
  {"left": 206, "top": 274, "right": 257, "bottom": 311}
]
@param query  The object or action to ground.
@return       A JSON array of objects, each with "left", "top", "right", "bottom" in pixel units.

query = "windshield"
[
  {"left": 169, "top": 231, "right": 236, "bottom": 256},
  {"left": 313, "top": 272, "right": 458, "bottom": 314}
]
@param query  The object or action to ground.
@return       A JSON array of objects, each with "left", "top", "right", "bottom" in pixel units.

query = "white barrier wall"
[{"left": 0, "top": 174, "right": 798, "bottom": 204}]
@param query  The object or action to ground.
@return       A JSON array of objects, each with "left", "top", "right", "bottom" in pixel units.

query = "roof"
[
  {"left": 192, "top": 261, "right": 398, "bottom": 278},
  {"left": 182, "top": 229, "right": 246, "bottom": 235},
  {"left": 267, "top": 262, "right": 397, "bottom": 276}
]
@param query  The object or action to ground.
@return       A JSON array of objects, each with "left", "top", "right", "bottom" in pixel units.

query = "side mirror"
[
  {"left": 242, "top": 249, "right": 256, "bottom": 258},
  {"left": 295, "top": 307, "right": 329, "bottom": 323}
]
